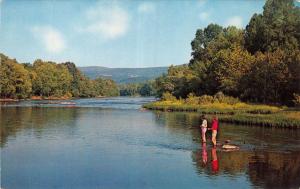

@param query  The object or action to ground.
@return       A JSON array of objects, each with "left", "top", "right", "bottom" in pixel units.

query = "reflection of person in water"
[
  {"left": 211, "top": 147, "right": 219, "bottom": 173},
  {"left": 202, "top": 142, "right": 208, "bottom": 165}
]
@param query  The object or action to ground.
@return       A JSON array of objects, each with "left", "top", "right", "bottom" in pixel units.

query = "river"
[{"left": 1, "top": 97, "right": 300, "bottom": 189}]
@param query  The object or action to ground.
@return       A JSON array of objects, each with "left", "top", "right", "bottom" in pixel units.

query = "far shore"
[
  {"left": 0, "top": 98, "right": 20, "bottom": 102},
  {"left": 0, "top": 95, "right": 108, "bottom": 102}
]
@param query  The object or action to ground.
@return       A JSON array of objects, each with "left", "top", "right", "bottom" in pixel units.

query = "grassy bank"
[{"left": 143, "top": 101, "right": 300, "bottom": 128}]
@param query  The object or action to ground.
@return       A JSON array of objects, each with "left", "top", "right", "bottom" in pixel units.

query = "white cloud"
[
  {"left": 31, "top": 26, "right": 66, "bottom": 53},
  {"left": 198, "top": 0, "right": 206, "bottom": 7},
  {"left": 138, "top": 2, "right": 155, "bottom": 14},
  {"left": 199, "top": 12, "right": 209, "bottom": 21},
  {"left": 225, "top": 16, "right": 243, "bottom": 28},
  {"left": 83, "top": 3, "right": 129, "bottom": 40}
]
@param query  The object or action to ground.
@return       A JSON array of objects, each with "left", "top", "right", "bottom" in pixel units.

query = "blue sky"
[{"left": 0, "top": 0, "right": 266, "bottom": 68}]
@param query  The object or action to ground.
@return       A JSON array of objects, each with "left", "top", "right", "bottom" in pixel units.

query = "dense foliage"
[
  {"left": 155, "top": 0, "right": 300, "bottom": 105},
  {"left": 0, "top": 54, "right": 119, "bottom": 99},
  {"left": 119, "top": 81, "right": 156, "bottom": 96}
]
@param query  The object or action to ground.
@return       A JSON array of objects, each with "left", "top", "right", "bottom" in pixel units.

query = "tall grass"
[
  {"left": 143, "top": 93, "right": 300, "bottom": 128},
  {"left": 143, "top": 101, "right": 282, "bottom": 114},
  {"left": 218, "top": 112, "right": 300, "bottom": 128}
]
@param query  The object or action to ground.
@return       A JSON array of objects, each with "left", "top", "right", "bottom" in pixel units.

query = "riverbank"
[
  {"left": 143, "top": 101, "right": 300, "bottom": 128},
  {"left": 0, "top": 98, "right": 19, "bottom": 102},
  {"left": 0, "top": 95, "right": 109, "bottom": 102},
  {"left": 0, "top": 96, "right": 72, "bottom": 101},
  {"left": 30, "top": 96, "right": 72, "bottom": 100}
]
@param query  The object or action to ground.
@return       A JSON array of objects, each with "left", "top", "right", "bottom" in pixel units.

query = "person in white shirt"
[{"left": 201, "top": 114, "right": 208, "bottom": 143}]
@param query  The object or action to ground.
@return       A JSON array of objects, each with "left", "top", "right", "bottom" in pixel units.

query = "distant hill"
[{"left": 79, "top": 66, "right": 168, "bottom": 84}]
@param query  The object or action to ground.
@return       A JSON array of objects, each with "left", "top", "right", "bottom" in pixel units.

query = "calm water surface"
[{"left": 1, "top": 97, "right": 300, "bottom": 189}]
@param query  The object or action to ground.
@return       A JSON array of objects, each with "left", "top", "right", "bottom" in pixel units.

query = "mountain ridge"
[{"left": 79, "top": 66, "right": 168, "bottom": 84}]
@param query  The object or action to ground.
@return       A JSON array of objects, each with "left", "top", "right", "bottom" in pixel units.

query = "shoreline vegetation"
[
  {"left": 144, "top": 0, "right": 300, "bottom": 129},
  {"left": 0, "top": 53, "right": 156, "bottom": 100},
  {"left": 152, "top": 0, "right": 300, "bottom": 110},
  {"left": 143, "top": 92, "right": 300, "bottom": 129},
  {"left": 0, "top": 95, "right": 107, "bottom": 101},
  {"left": 0, "top": 54, "right": 119, "bottom": 100}
]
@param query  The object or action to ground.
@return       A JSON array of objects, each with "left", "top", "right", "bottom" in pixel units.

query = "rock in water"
[{"left": 222, "top": 144, "right": 239, "bottom": 149}]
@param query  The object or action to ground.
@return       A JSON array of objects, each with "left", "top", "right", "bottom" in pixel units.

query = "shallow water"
[{"left": 1, "top": 97, "right": 300, "bottom": 189}]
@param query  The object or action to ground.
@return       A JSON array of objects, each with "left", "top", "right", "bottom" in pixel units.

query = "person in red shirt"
[{"left": 211, "top": 114, "right": 219, "bottom": 147}]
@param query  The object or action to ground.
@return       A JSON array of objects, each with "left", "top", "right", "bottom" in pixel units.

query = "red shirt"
[{"left": 212, "top": 119, "right": 218, "bottom": 131}]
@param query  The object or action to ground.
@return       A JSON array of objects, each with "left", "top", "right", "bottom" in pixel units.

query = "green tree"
[
  {"left": 94, "top": 77, "right": 119, "bottom": 97},
  {"left": 190, "top": 24, "right": 223, "bottom": 65},
  {"left": 213, "top": 45, "right": 255, "bottom": 97},
  {"left": 138, "top": 81, "right": 157, "bottom": 96},
  {"left": 0, "top": 54, "right": 32, "bottom": 98},
  {"left": 63, "top": 62, "right": 94, "bottom": 97},
  {"left": 241, "top": 50, "right": 290, "bottom": 103},
  {"left": 32, "top": 60, "right": 72, "bottom": 97},
  {"left": 119, "top": 83, "right": 140, "bottom": 96},
  {"left": 155, "top": 65, "right": 197, "bottom": 98},
  {"left": 245, "top": 0, "right": 300, "bottom": 53}
]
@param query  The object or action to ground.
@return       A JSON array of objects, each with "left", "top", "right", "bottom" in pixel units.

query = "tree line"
[
  {"left": 119, "top": 81, "right": 156, "bottom": 96},
  {"left": 0, "top": 53, "right": 119, "bottom": 99},
  {"left": 155, "top": 0, "right": 300, "bottom": 105}
]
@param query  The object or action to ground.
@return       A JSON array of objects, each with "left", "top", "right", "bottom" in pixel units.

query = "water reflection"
[
  {"left": 194, "top": 143, "right": 220, "bottom": 175},
  {"left": 248, "top": 151, "right": 300, "bottom": 189},
  {"left": 211, "top": 147, "right": 219, "bottom": 174},
  {"left": 202, "top": 143, "right": 208, "bottom": 165},
  {"left": 159, "top": 111, "right": 300, "bottom": 188},
  {"left": 1, "top": 102, "right": 300, "bottom": 189},
  {"left": 1, "top": 107, "right": 79, "bottom": 147}
]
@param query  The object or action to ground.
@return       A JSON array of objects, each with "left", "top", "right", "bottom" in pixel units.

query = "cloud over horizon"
[
  {"left": 31, "top": 26, "right": 66, "bottom": 54},
  {"left": 198, "top": 0, "right": 206, "bottom": 7},
  {"left": 83, "top": 2, "right": 129, "bottom": 40},
  {"left": 199, "top": 11, "right": 210, "bottom": 22},
  {"left": 138, "top": 2, "right": 155, "bottom": 14},
  {"left": 225, "top": 16, "right": 243, "bottom": 28}
]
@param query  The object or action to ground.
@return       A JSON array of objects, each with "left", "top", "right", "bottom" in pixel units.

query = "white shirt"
[{"left": 201, "top": 119, "right": 207, "bottom": 128}]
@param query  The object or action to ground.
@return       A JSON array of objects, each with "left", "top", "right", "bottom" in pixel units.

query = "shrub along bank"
[{"left": 143, "top": 93, "right": 300, "bottom": 128}]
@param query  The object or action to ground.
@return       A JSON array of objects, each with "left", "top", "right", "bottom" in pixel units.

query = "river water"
[{"left": 1, "top": 97, "right": 300, "bottom": 189}]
